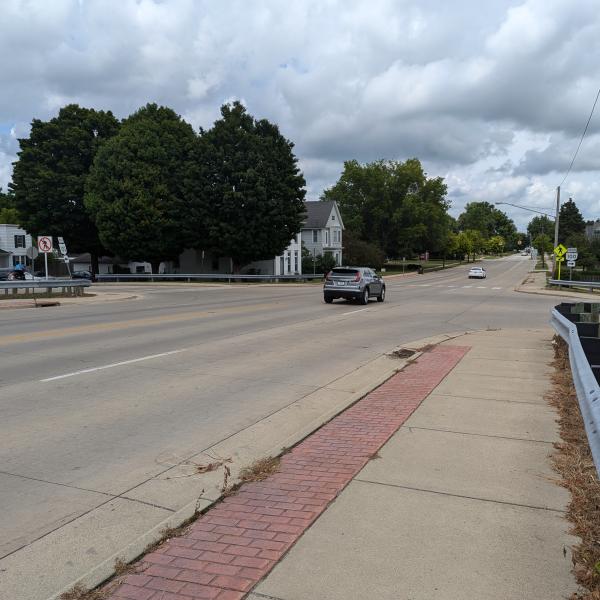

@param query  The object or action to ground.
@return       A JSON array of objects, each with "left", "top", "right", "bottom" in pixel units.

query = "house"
[
  {"left": 586, "top": 220, "right": 600, "bottom": 241},
  {"left": 301, "top": 200, "right": 344, "bottom": 266},
  {"left": 0, "top": 223, "right": 32, "bottom": 269}
]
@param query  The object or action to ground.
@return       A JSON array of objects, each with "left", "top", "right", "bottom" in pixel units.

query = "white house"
[
  {"left": 301, "top": 201, "right": 344, "bottom": 266},
  {"left": 0, "top": 223, "right": 32, "bottom": 269}
]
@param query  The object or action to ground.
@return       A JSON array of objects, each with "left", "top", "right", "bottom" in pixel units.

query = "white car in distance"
[{"left": 468, "top": 266, "right": 487, "bottom": 279}]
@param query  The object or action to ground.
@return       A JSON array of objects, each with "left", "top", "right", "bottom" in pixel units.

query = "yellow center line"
[{"left": 0, "top": 302, "right": 283, "bottom": 346}]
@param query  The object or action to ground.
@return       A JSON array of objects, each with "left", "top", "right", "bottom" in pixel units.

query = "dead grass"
[
  {"left": 59, "top": 583, "right": 110, "bottom": 600},
  {"left": 239, "top": 456, "right": 280, "bottom": 483},
  {"left": 390, "top": 348, "right": 416, "bottom": 359},
  {"left": 549, "top": 336, "right": 600, "bottom": 599}
]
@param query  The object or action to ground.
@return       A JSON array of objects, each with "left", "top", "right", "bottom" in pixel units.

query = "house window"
[
  {"left": 286, "top": 253, "right": 291, "bottom": 273},
  {"left": 12, "top": 255, "right": 26, "bottom": 267},
  {"left": 14, "top": 235, "right": 26, "bottom": 248},
  {"left": 331, "top": 215, "right": 335, "bottom": 221},
  {"left": 294, "top": 250, "right": 299, "bottom": 273},
  {"left": 325, "top": 230, "right": 329, "bottom": 245},
  {"left": 312, "top": 230, "right": 318, "bottom": 243}
]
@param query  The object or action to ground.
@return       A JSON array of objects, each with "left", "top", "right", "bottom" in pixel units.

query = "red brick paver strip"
[{"left": 106, "top": 345, "right": 469, "bottom": 600}]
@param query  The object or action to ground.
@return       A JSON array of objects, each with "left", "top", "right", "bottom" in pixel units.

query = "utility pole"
[{"left": 553, "top": 185, "right": 560, "bottom": 275}]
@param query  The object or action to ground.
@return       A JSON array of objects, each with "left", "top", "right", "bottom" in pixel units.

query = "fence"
[
  {"left": 0, "top": 279, "right": 90, "bottom": 296},
  {"left": 96, "top": 273, "right": 325, "bottom": 283},
  {"left": 548, "top": 279, "right": 600, "bottom": 292},
  {"left": 551, "top": 306, "right": 600, "bottom": 477}
]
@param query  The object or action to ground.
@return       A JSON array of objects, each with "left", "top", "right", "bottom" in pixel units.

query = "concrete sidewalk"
[
  {"left": 99, "top": 328, "right": 578, "bottom": 600},
  {"left": 252, "top": 329, "right": 578, "bottom": 600}
]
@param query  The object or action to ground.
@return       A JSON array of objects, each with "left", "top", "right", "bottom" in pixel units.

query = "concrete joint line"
[
  {"left": 353, "top": 479, "right": 566, "bottom": 514},
  {"left": 426, "top": 393, "right": 547, "bottom": 406},
  {"left": 249, "top": 593, "right": 288, "bottom": 600},
  {"left": 402, "top": 426, "right": 555, "bottom": 445}
]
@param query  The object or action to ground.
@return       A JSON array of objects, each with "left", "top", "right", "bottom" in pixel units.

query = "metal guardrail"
[
  {"left": 551, "top": 307, "right": 600, "bottom": 477},
  {"left": 96, "top": 273, "right": 324, "bottom": 283},
  {"left": 0, "top": 279, "right": 90, "bottom": 291},
  {"left": 548, "top": 279, "right": 600, "bottom": 290}
]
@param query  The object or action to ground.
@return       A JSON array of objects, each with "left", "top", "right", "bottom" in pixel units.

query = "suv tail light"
[
  {"left": 354, "top": 271, "right": 361, "bottom": 282},
  {"left": 326, "top": 271, "right": 332, "bottom": 281}
]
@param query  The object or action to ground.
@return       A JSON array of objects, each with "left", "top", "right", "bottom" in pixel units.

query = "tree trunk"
[
  {"left": 91, "top": 253, "right": 99, "bottom": 279},
  {"left": 150, "top": 260, "right": 161, "bottom": 274}
]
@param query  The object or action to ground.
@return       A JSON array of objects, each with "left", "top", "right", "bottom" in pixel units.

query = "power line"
[{"left": 559, "top": 85, "right": 600, "bottom": 187}]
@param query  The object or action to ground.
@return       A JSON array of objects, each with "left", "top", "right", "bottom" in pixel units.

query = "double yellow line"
[{"left": 0, "top": 302, "right": 282, "bottom": 346}]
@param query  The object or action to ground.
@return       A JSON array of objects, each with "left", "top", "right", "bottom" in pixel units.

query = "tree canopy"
[
  {"left": 322, "top": 158, "right": 449, "bottom": 258},
  {"left": 10, "top": 104, "right": 119, "bottom": 268},
  {"left": 559, "top": 197, "right": 585, "bottom": 242},
  {"left": 85, "top": 104, "right": 196, "bottom": 271},
  {"left": 189, "top": 102, "right": 306, "bottom": 271},
  {"left": 457, "top": 201, "right": 517, "bottom": 247},
  {"left": 0, "top": 188, "right": 20, "bottom": 224},
  {"left": 527, "top": 215, "right": 554, "bottom": 240}
]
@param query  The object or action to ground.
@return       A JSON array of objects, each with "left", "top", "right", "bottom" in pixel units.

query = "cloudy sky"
[{"left": 1, "top": 0, "right": 599, "bottom": 230}]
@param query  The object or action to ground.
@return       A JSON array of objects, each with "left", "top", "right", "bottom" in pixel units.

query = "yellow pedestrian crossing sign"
[{"left": 554, "top": 244, "right": 567, "bottom": 258}]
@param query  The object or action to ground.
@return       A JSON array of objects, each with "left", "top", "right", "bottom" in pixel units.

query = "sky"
[{"left": 1, "top": 0, "right": 599, "bottom": 231}]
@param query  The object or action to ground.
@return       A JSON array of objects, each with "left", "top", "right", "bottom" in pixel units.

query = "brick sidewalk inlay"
[{"left": 105, "top": 345, "right": 469, "bottom": 600}]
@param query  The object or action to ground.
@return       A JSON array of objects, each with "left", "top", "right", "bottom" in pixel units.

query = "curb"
[{"left": 48, "top": 330, "right": 472, "bottom": 600}]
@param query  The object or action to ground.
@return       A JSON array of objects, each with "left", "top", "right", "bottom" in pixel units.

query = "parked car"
[
  {"left": 323, "top": 267, "right": 386, "bottom": 304},
  {"left": 72, "top": 270, "right": 94, "bottom": 281},
  {"left": 468, "top": 266, "right": 487, "bottom": 279}
]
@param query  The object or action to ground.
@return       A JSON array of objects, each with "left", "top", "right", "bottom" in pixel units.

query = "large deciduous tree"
[
  {"left": 9, "top": 104, "right": 119, "bottom": 273},
  {"left": 559, "top": 197, "right": 585, "bottom": 242},
  {"left": 85, "top": 104, "right": 196, "bottom": 273},
  {"left": 527, "top": 215, "right": 554, "bottom": 240},
  {"left": 0, "top": 187, "right": 20, "bottom": 224},
  {"left": 188, "top": 102, "right": 306, "bottom": 272},
  {"left": 457, "top": 201, "right": 517, "bottom": 247},
  {"left": 322, "top": 158, "right": 450, "bottom": 259}
]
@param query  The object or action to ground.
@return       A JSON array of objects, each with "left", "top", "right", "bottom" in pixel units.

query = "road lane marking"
[
  {"left": 40, "top": 349, "right": 187, "bottom": 382},
  {"left": 462, "top": 285, "right": 472, "bottom": 288},
  {"left": 341, "top": 308, "right": 370, "bottom": 316},
  {"left": 476, "top": 286, "right": 487, "bottom": 289},
  {"left": 492, "top": 287, "right": 502, "bottom": 290},
  {"left": 0, "top": 302, "right": 282, "bottom": 346}
]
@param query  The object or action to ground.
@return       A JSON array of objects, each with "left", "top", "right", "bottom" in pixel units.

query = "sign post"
[
  {"left": 553, "top": 244, "right": 567, "bottom": 280},
  {"left": 566, "top": 247, "right": 578, "bottom": 281},
  {"left": 38, "top": 236, "right": 53, "bottom": 280}
]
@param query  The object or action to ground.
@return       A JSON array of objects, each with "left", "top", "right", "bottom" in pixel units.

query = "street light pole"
[{"left": 552, "top": 186, "right": 560, "bottom": 276}]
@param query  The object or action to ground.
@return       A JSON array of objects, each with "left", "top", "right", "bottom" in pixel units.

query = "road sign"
[
  {"left": 554, "top": 244, "right": 567, "bottom": 258},
  {"left": 556, "top": 256, "right": 565, "bottom": 262},
  {"left": 566, "top": 247, "right": 578, "bottom": 261},
  {"left": 567, "top": 260, "right": 576, "bottom": 267},
  {"left": 38, "top": 236, "right": 53, "bottom": 253},
  {"left": 57, "top": 236, "right": 67, "bottom": 256},
  {"left": 26, "top": 246, "right": 39, "bottom": 260}
]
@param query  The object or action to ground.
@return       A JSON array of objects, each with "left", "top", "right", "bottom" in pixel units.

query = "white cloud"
[{"left": 1, "top": 0, "right": 600, "bottom": 229}]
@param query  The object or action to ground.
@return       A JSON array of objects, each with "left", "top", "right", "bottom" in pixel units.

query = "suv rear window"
[{"left": 332, "top": 268, "right": 359, "bottom": 275}]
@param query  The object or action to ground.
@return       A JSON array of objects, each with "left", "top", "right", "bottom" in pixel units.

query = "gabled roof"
[{"left": 303, "top": 201, "right": 340, "bottom": 228}]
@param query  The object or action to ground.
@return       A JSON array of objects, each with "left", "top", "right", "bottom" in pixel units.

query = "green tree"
[
  {"left": 485, "top": 235, "right": 505, "bottom": 255},
  {"left": 464, "top": 229, "right": 486, "bottom": 261},
  {"left": 342, "top": 230, "right": 386, "bottom": 269},
  {"left": 189, "top": 102, "right": 306, "bottom": 272},
  {"left": 85, "top": 104, "right": 196, "bottom": 272},
  {"left": 454, "top": 232, "right": 473, "bottom": 262},
  {"left": 527, "top": 215, "right": 554, "bottom": 240},
  {"left": 457, "top": 201, "right": 517, "bottom": 247},
  {"left": 533, "top": 234, "right": 552, "bottom": 267},
  {"left": 559, "top": 197, "right": 585, "bottom": 242},
  {"left": 322, "top": 158, "right": 450, "bottom": 259},
  {"left": 0, "top": 187, "right": 20, "bottom": 223},
  {"left": 10, "top": 104, "right": 119, "bottom": 273}
]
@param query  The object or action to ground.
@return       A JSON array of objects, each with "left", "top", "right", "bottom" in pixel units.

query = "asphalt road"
[{"left": 0, "top": 255, "right": 570, "bottom": 597}]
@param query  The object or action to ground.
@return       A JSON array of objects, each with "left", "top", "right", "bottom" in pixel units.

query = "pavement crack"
[
  {"left": 400, "top": 425, "right": 555, "bottom": 444},
  {"left": 353, "top": 479, "right": 566, "bottom": 513}
]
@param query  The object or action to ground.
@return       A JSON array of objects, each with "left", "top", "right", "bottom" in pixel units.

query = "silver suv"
[{"left": 323, "top": 267, "right": 386, "bottom": 305}]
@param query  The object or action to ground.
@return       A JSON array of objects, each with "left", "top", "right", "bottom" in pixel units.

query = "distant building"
[
  {"left": 0, "top": 223, "right": 32, "bottom": 269},
  {"left": 585, "top": 220, "right": 600, "bottom": 241}
]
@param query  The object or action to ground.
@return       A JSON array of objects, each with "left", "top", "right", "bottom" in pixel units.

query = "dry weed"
[
  {"left": 59, "top": 583, "right": 109, "bottom": 600},
  {"left": 549, "top": 336, "right": 600, "bottom": 599},
  {"left": 239, "top": 456, "right": 280, "bottom": 483}
]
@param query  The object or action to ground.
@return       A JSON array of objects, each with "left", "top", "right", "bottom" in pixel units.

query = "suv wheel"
[
  {"left": 377, "top": 286, "right": 385, "bottom": 302},
  {"left": 360, "top": 288, "right": 369, "bottom": 305},
  {"left": 324, "top": 296, "right": 333, "bottom": 304}
]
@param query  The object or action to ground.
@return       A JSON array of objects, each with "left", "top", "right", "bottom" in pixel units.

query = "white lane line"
[
  {"left": 447, "top": 285, "right": 457, "bottom": 288},
  {"left": 341, "top": 308, "right": 370, "bottom": 316},
  {"left": 462, "top": 285, "right": 472, "bottom": 288},
  {"left": 492, "top": 286, "right": 502, "bottom": 290},
  {"left": 419, "top": 284, "right": 431, "bottom": 287},
  {"left": 476, "top": 286, "right": 487, "bottom": 289},
  {"left": 40, "top": 349, "right": 187, "bottom": 382}
]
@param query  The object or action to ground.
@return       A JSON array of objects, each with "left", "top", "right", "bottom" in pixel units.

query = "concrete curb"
[{"left": 48, "top": 330, "right": 472, "bottom": 600}]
